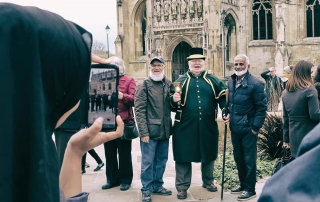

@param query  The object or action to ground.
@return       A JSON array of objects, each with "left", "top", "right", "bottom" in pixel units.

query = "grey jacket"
[
  {"left": 282, "top": 87, "right": 320, "bottom": 157},
  {"left": 134, "top": 77, "right": 172, "bottom": 140}
]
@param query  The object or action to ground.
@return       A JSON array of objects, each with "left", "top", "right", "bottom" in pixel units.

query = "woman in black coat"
[{"left": 282, "top": 60, "right": 320, "bottom": 157}]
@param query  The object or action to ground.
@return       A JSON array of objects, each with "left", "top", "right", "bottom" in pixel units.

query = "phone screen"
[{"left": 88, "top": 64, "right": 119, "bottom": 131}]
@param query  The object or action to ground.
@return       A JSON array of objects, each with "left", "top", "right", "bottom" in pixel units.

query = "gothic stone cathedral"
[{"left": 115, "top": 0, "right": 320, "bottom": 82}]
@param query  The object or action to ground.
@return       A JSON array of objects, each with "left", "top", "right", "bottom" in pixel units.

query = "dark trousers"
[
  {"left": 54, "top": 130, "right": 74, "bottom": 170},
  {"left": 81, "top": 149, "right": 103, "bottom": 170},
  {"left": 175, "top": 161, "right": 214, "bottom": 191},
  {"left": 104, "top": 138, "right": 133, "bottom": 184},
  {"left": 90, "top": 102, "right": 95, "bottom": 111},
  {"left": 231, "top": 131, "right": 258, "bottom": 192}
]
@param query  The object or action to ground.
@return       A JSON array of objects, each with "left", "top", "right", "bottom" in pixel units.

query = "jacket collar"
[
  {"left": 231, "top": 71, "right": 251, "bottom": 88},
  {"left": 187, "top": 70, "right": 205, "bottom": 78}
]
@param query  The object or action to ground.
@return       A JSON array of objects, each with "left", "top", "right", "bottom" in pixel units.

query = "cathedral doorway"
[{"left": 171, "top": 41, "right": 191, "bottom": 82}]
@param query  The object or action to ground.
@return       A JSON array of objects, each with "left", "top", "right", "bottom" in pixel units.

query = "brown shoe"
[
  {"left": 177, "top": 190, "right": 187, "bottom": 199},
  {"left": 202, "top": 183, "right": 218, "bottom": 192}
]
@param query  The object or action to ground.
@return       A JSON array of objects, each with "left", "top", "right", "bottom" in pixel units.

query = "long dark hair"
[{"left": 286, "top": 60, "right": 314, "bottom": 92}]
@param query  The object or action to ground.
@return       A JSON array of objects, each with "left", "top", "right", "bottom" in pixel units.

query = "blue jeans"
[{"left": 140, "top": 138, "right": 169, "bottom": 195}]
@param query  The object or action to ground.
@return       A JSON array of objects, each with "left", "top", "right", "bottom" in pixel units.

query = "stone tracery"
[{"left": 152, "top": 0, "right": 203, "bottom": 27}]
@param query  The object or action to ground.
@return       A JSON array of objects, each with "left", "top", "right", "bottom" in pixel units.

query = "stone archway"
[{"left": 171, "top": 41, "right": 192, "bottom": 81}]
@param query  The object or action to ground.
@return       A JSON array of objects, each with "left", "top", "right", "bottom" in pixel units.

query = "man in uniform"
[{"left": 171, "top": 48, "right": 227, "bottom": 200}]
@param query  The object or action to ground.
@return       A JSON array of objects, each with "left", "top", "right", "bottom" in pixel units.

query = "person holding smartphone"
[{"left": 0, "top": 3, "right": 123, "bottom": 202}]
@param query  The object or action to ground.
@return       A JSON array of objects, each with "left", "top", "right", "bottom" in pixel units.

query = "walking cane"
[{"left": 221, "top": 89, "right": 229, "bottom": 201}]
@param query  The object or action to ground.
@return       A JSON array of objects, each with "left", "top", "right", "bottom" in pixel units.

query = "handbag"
[
  {"left": 121, "top": 121, "right": 139, "bottom": 140},
  {"left": 272, "top": 147, "right": 294, "bottom": 175}
]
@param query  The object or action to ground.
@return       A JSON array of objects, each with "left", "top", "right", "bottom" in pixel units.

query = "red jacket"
[{"left": 118, "top": 75, "right": 136, "bottom": 122}]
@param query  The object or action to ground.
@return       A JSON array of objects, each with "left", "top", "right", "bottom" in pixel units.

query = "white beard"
[
  {"left": 234, "top": 67, "right": 248, "bottom": 77},
  {"left": 149, "top": 70, "right": 164, "bottom": 81}
]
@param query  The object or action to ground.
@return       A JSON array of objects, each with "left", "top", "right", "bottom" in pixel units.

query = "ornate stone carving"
[
  {"left": 154, "top": 0, "right": 162, "bottom": 22},
  {"left": 192, "top": 34, "right": 197, "bottom": 43},
  {"left": 181, "top": 0, "right": 187, "bottom": 19},
  {"left": 163, "top": 0, "right": 170, "bottom": 21},
  {"left": 189, "top": 0, "right": 196, "bottom": 18},
  {"left": 172, "top": 0, "right": 179, "bottom": 15},
  {"left": 203, "top": 19, "right": 209, "bottom": 48},
  {"left": 145, "top": 25, "right": 153, "bottom": 56},
  {"left": 165, "top": 37, "right": 171, "bottom": 46},
  {"left": 155, "top": 39, "right": 162, "bottom": 55},
  {"left": 153, "top": 0, "right": 203, "bottom": 28}
]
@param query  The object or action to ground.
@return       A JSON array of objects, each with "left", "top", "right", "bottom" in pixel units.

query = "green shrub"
[
  {"left": 258, "top": 114, "right": 283, "bottom": 160},
  {"left": 214, "top": 149, "right": 275, "bottom": 191}
]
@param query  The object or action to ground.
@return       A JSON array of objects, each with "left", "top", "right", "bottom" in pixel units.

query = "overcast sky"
[{"left": 3, "top": 0, "right": 117, "bottom": 53}]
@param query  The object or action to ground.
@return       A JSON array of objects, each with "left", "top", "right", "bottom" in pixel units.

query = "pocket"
[
  {"left": 239, "top": 115, "right": 249, "bottom": 125},
  {"left": 147, "top": 118, "right": 162, "bottom": 138},
  {"left": 175, "top": 109, "right": 182, "bottom": 122}
]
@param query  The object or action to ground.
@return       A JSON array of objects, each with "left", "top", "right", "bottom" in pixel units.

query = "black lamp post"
[{"left": 105, "top": 25, "right": 110, "bottom": 58}]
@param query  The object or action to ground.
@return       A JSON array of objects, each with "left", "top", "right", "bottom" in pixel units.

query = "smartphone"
[{"left": 88, "top": 64, "right": 119, "bottom": 131}]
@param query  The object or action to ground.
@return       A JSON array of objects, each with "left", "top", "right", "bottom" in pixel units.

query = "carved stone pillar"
[{"left": 275, "top": 2, "right": 289, "bottom": 76}]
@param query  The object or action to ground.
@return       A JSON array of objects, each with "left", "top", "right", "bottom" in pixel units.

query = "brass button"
[
  {"left": 199, "top": 107, "right": 201, "bottom": 109},
  {"left": 199, "top": 101, "right": 201, "bottom": 103},
  {"left": 198, "top": 96, "right": 200, "bottom": 98},
  {"left": 197, "top": 85, "right": 199, "bottom": 87},
  {"left": 199, "top": 118, "right": 202, "bottom": 120}
]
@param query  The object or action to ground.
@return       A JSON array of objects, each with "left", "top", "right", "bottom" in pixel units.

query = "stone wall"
[{"left": 117, "top": 0, "right": 320, "bottom": 82}]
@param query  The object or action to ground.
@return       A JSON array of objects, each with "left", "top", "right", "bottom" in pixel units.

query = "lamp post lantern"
[{"left": 105, "top": 25, "right": 110, "bottom": 58}]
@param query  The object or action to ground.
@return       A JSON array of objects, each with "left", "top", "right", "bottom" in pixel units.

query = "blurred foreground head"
[{"left": 0, "top": 3, "right": 92, "bottom": 201}]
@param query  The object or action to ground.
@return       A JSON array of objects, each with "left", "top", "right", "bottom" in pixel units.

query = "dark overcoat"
[
  {"left": 282, "top": 87, "right": 320, "bottom": 157},
  {"left": 171, "top": 71, "right": 227, "bottom": 163}
]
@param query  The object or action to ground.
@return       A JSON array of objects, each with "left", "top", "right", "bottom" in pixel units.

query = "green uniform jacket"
[{"left": 170, "top": 71, "right": 227, "bottom": 162}]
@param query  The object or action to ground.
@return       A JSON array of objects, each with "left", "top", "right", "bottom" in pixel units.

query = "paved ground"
[{"left": 82, "top": 137, "right": 267, "bottom": 202}]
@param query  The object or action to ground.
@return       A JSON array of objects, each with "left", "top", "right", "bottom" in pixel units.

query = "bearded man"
[
  {"left": 171, "top": 48, "right": 227, "bottom": 200},
  {"left": 134, "top": 56, "right": 173, "bottom": 202},
  {"left": 224, "top": 54, "right": 267, "bottom": 201}
]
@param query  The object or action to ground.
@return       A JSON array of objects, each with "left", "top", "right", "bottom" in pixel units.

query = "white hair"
[
  {"left": 109, "top": 56, "right": 125, "bottom": 75},
  {"left": 234, "top": 54, "right": 250, "bottom": 65}
]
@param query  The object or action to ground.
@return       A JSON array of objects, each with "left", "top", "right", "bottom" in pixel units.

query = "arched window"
[
  {"left": 108, "top": 83, "right": 112, "bottom": 90},
  {"left": 103, "top": 83, "right": 105, "bottom": 90},
  {"left": 306, "top": 0, "right": 320, "bottom": 37},
  {"left": 142, "top": 10, "right": 147, "bottom": 55},
  {"left": 252, "top": 0, "right": 273, "bottom": 40}
]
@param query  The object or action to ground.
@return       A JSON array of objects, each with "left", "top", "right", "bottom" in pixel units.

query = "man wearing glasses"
[
  {"left": 261, "top": 67, "right": 284, "bottom": 112},
  {"left": 134, "top": 56, "right": 173, "bottom": 202},
  {"left": 224, "top": 54, "right": 267, "bottom": 201}
]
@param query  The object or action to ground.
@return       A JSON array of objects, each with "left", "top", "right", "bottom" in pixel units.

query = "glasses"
[
  {"left": 234, "top": 63, "right": 244, "bottom": 66},
  {"left": 151, "top": 64, "right": 163, "bottom": 68}
]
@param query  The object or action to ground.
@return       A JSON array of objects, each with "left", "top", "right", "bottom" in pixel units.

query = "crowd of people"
[{"left": 3, "top": 3, "right": 320, "bottom": 202}]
